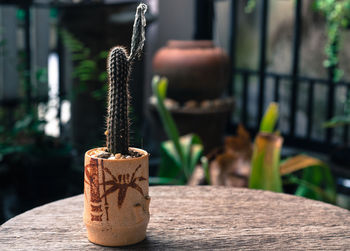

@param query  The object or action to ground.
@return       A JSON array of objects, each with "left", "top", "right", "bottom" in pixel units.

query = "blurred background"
[{"left": 1, "top": 0, "right": 350, "bottom": 224}]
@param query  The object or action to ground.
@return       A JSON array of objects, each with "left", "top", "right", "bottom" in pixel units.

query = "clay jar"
[
  {"left": 83, "top": 147, "right": 150, "bottom": 246},
  {"left": 153, "top": 40, "right": 230, "bottom": 103}
]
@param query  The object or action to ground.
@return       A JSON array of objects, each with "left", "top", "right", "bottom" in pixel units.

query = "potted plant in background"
[
  {"left": 151, "top": 76, "right": 204, "bottom": 185},
  {"left": 83, "top": 4, "right": 150, "bottom": 246},
  {"left": 151, "top": 39, "right": 233, "bottom": 153},
  {"left": 188, "top": 103, "right": 337, "bottom": 205}
]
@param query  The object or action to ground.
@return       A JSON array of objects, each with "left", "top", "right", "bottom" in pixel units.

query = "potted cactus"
[{"left": 83, "top": 4, "right": 150, "bottom": 247}]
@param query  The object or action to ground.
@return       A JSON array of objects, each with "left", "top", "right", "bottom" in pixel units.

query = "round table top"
[{"left": 0, "top": 186, "right": 349, "bottom": 250}]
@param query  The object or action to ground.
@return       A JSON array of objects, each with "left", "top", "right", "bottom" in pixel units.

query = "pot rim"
[
  {"left": 85, "top": 147, "right": 149, "bottom": 162},
  {"left": 167, "top": 40, "right": 214, "bottom": 49},
  {"left": 256, "top": 133, "right": 284, "bottom": 144}
]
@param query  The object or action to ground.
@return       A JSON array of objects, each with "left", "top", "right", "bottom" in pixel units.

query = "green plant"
[
  {"left": 325, "top": 90, "right": 350, "bottom": 127},
  {"left": 245, "top": 0, "right": 257, "bottom": 13},
  {"left": 292, "top": 166, "right": 336, "bottom": 203},
  {"left": 249, "top": 103, "right": 283, "bottom": 192},
  {"left": 106, "top": 3, "right": 147, "bottom": 155},
  {"left": 245, "top": 0, "right": 350, "bottom": 82},
  {"left": 60, "top": 29, "right": 109, "bottom": 100},
  {"left": 282, "top": 156, "right": 336, "bottom": 204},
  {"left": 315, "top": 0, "right": 350, "bottom": 82},
  {"left": 152, "top": 76, "right": 203, "bottom": 184},
  {"left": 0, "top": 111, "right": 71, "bottom": 163},
  {"left": 0, "top": 22, "right": 67, "bottom": 161},
  {"left": 249, "top": 103, "right": 336, "bottom": 203},
  {"left": 259, "top": 102, "right": 279, "bottom": 133}
]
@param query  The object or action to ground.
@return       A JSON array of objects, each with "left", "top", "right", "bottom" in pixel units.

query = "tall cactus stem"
[
  {"left": 107, "top": 47, "right": 130, "bottom": 155},
  {"left": 106, "top": 3, "right": 147, "bottom": 155}
]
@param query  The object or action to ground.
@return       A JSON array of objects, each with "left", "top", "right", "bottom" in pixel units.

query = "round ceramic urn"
[
  {"left": 83, "top": 147, "right": 150, "bottom": 246},
  {"left": 153, "top": 40, "right": 230, "bottom": 102}
]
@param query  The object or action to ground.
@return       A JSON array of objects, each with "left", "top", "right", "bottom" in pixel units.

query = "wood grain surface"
[{"left": 0, "top": 186, "right": 349, "bottom": 250}]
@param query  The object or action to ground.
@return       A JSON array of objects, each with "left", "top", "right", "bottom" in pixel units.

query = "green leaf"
[
  {"left": 187, "top": 135, "right": 203, "bottom": 176},
  {"left": 98, "top": 51, "right": 109, "bottom": 59},
  {"left": 158, "top": 134, "right": 203, "bottom": 183},
  {"left": 285, "top": 164, "right": 336, "bottom": 204},
  {"left": 35, "top": 68, "right": 48, "bottom": 83},
  {"left": 201, "top": 156, "right": 210, "bottom": 184},
  {"left": 294, "top": 165, "right": 336, "bottom": 204},
  {"left": 179, "top": 135, "right": 191, "bottom": 177},
  {"left": 250, "top": 102, "right": 282, "bottom": 192},
  {"left": 259, "top": 102, "right": 279, "bottom": 133},
  {"left": 98, "top": 72, "right": 108, "bottom": 83},
  {"left": 152, "top": 76, "right": 204, "bottom": 184},
  {"left": 14, "top": 115, "right": 33, "bottom": 132},
  {"left": 161, "top": 140, "right": 182, "bottom": 168},
  {"left": 249, "top": 133, "right": 283, "bottom": 192},
  {"left": 152, "top": 76, "right": 184, "bottom": 162},
  {"left": 280, "top": 154, "right": 325, "bottom": 175},
  {"left": 158, "top": 142, "right": 185, "bottom": 184},
  {"left": 157, "top": 76, "right": 168, "bottom": 100},
  {"left": 245, "top": 0, "right": 256, "bottom": 13},
  {"left": 324, "top": 115, "right": 350, "bottom": 127}
]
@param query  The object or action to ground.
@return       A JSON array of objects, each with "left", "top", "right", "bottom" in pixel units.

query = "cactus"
[{"left": 106, "top": 3, "right": 147, "bottom": 155}]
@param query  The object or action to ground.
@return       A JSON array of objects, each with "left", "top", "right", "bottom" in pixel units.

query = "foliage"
[
  {"left": 60, "top": 29, "right": 108, "bottom": 100},
  {"left": 324, "top": 114, "right": 350, "bottom": 127},
  {"left": 249, "top": 103, "right": 283, "bottom": 192},
  {"left": 293, "top": 165, "right": 336, "bottom": 204},
  {"left": 259, "top": 102, "right": 279, "bottom": 133},
  {"left": 282, "top": 155, "right": 336, "bottom": 204},
  {"left": 0, "top": 113, "right": 43, "bottom": 161},
  {"left": 0, "top": 111, "right": 71, "bottom": 163},
  {"left": 201, "top": 156, "right": 210, "bottom": 184},
  {"left": 245, "top": 0, "right": 350, "bottom": 82},
  {"left": 249, "top": 103, "right": 336, "bottom": 204},
  {"left": 315, "top": 0, "right": 350, "bottom": 82},
  {"left": 152, "top": 76, "right": 203, "bottom": 184},
  {"left": 324, "top": 89, "right": 350, "bottom": 127},
  {"left": 0, "top": 25, "right": 70, "bottom": 162},
  {"left": 245, "top": 0, "right": 256, "bottom": 14},
  {"left": 321, "top": 0, "right": 350, "bottom": 130},
  {"left": 280, "top": 154, "right": 324, "bottom": 175}
]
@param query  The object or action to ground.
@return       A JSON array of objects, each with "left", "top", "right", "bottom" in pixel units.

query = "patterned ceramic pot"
[{"left": 83, "top": 147, "right": 150, "bottom": 246}]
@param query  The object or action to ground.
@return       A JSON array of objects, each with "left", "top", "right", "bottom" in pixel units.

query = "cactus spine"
[{"left": 106, "top": 3, "right": 147, "bottom": 155}]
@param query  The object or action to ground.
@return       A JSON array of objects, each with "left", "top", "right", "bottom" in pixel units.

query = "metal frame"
[
  {"left": 194, "top": 0, "right": 350, "bottom": 152},
  {"left": 227, "top": 0, "right": 350, "bottom": 153}
]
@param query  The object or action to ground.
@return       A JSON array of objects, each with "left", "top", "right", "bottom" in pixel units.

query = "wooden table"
[{"left": 1, "top": 186, "right": 349, "bottom": 250}]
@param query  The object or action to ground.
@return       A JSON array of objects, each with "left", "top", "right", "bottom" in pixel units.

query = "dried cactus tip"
[{"left": 129, "top": 3, "right": 148, "bottom": 61}]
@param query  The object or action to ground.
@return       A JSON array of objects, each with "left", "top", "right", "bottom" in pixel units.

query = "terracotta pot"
[
  {"left": 153, "top": 40, "right": 230, "bottom": 102},
  {"left": 83, "top": 147, "right": 150, "bottom": 246}
]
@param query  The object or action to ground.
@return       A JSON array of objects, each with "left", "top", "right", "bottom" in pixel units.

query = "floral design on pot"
[{"left": 101, "top": 163, "right": 147, "bottom": 209}]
